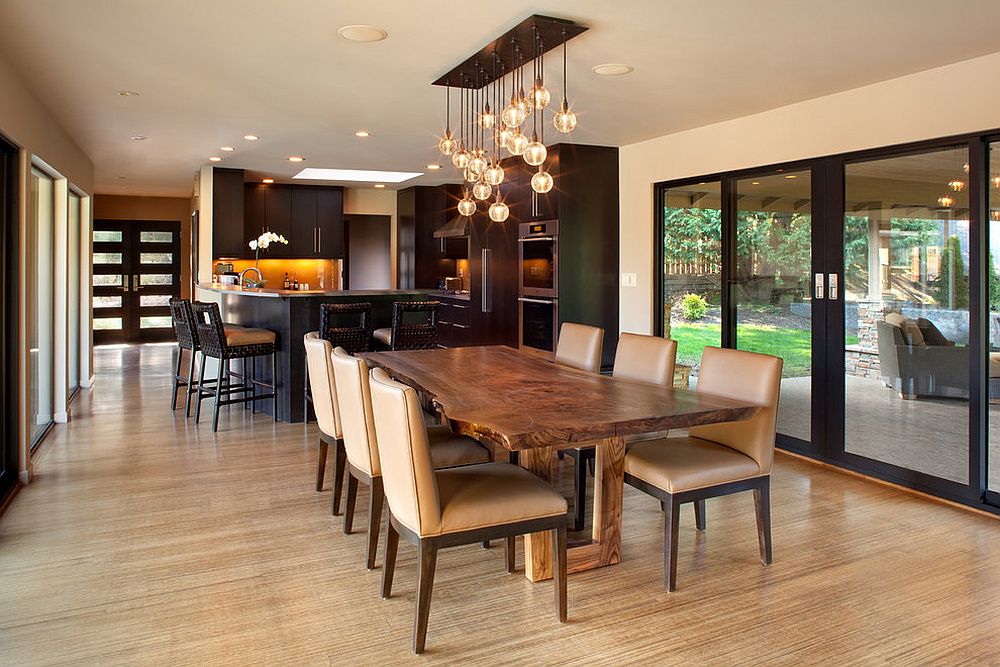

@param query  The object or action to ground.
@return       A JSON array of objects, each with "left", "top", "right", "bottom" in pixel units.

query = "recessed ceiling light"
[
  {"left": 751, "top": 181, "right": 760, "bottom": 185},
  {"left": 338, "top": 25, "right": 388, "bottom": 42},
  {"left": 131, "top": 135, "right": 147, "bottom": 141},
  {"left": 262, "top": 178, "right": 274, "bottom": 184},
  {"left": 244, "top": 134, "right": 258, "bottom": 141},
  {"left": 221, "top": 146, "right": 234, "bottom": 151},
  {"left": 209, "top": 156, "right": 222, "bottom": 162},
  {"left": 374, "top": 184, "right": 386, "bottom": 189},
  {"left": 785, "top": 174, "right": 797, "bottom": 179},
  {"left": 426, "top": 164, "right": 441, "bottom": 170},
  {"left": 287, "top": 156, "right": 305, "bottom": 162},
  {"left": 592, "top": 63, "right": 634, "bottom": 76},
  {"left": 117, "top": 90, "right": 140, "bottom": 97},
  {"left": 355, "top": 130, "right": 371, "bottom": 137},
  {"left": 293, "top": 168, "right": 422, "bottom": 183}
]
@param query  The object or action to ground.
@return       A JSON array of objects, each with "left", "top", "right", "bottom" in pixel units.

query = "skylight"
[{"left": 292, "top": 168, "right": 422, "bottom": 183}]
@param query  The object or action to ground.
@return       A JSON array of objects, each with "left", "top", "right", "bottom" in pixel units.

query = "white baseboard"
[
  {"left": 54, "top": 412, "right": 69, "bottom": 423},
  {"left": 80, "top": 375, "right": 96, "bottom": 388}
]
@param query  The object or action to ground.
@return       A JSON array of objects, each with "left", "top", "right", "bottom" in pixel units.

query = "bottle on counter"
[
  {"left": 283, "top": 272, "right": 290, "bottom": 290},
  {"left": 293, "top": 273, "right": 299, "bottom": 291}
]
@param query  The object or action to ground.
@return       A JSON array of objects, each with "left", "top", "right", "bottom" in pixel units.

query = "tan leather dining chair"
[
  {"left": 369, "top": 367, "right": 568, "bottom": 654},
  {"left": 304, "top": 332, "right": 346, "bottom": 513},
  {"left": 554, "top": 322, "right": 604, "bottom": 373},
  {"left": 564, "top": 332, "right": 676, "bottom": 530},
  {"left": 331, "top": 347, "right": 491, "bottom": 570},
  {"left": 624, "top": 346, "right": 782, "bottom": 591}
]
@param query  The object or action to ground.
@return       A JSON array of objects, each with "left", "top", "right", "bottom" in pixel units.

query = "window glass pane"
[
  {"left": 93, "top": 252, "right": 122, "bottom": 264},
  {"left": 139, "top": 294, "right": 171, "bottom": 307},
  {"left": 989, "top": 143, "right": 1000, "bottom": 493},
  {"left": 844, "top": 146, "right": 969, "bottom": 484},
  {"left": 93, "top": 296, "right": 122, "bottom": 308},
  {"left": 140, "top": 231, "right": 172, "bottom": 243},
  {"left": 140, "top": 274, "right": 173, "bottom": 286},
  {"left": 93, "top": 230, "right": 121, "bottom": 242},
  {"left": 140, "top": 316, "right": 172, "bottom": 328},
  {"left": 662, "top": 181, "right": 721, "bottom": 385},
  {"left": 94, "top": 317, "right": 122, "bottom": 330},
  {"left": 93, "top": 274, "right": 123, "bottom": 287},
  {"left": 28, "top": 170, "right": 54, "bottom": 444},
  {"left": 735, "top": 170, "right": 812, "bottom": 442},
  {"left": 140, "top": 252, "right": 172, "bottom": 264}
]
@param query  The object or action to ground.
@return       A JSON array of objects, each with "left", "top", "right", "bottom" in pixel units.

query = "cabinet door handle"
[{"left": 317, "top": 227, "right": 321, "bottom": 254}]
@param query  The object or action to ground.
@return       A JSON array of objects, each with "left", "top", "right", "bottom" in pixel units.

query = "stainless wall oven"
[{"left": 518, "top": 220, "right": 558, "bottom": 298}]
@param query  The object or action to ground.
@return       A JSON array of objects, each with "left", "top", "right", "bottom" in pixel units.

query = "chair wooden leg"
[
  {"left": 170, "top": 345, "right": 183, "bottom": 411},
  {"left": 573, "top": 454, "right": 587, "bottom": 532},
  {"left": 382, "top": 517, "right": 399, "bottom": 599},
  {"left": 505, "top": 536, "right": 515, "bottom": 573},
  {"left": 413, "top": 540, "right": 438, "bottom": 654},
  {"left": 753, "top": 479, "right": 772, "bottom": 565},
  {"left": 366, "top": 477, "right": 385, "bottom": 570},
  {"left": 343, "top": 473, "right": 358, "bottom": 534},
  {"left": 316, "top": 437, "right": 328, "bottom": 492},
  {"left": 663, "top": 493, "right": 680, "bottom": 592},
  {"left": 694, "top": 499, "right": 706, "bottom": 530},
  {"left": 331, "top": 439, "right": 346, "bottom": 516},
  {"left": 553, "top": 525, "right": 567, "bottom": 622},
  {"left": 184, "top": 350, "right": 198, "bottom": 417}
]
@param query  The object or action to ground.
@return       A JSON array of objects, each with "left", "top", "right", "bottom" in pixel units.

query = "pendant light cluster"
[{"left": 437, "top": 25, "right": 579, "bottom": 221}]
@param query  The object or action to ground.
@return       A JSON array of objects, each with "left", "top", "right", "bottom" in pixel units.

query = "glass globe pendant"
[
  {"left": 515, "top": 89, "right": 530, "bottom": 117},
  {"left": 523, "top": 133, "right": 547, "bottom": 166},
  {"left": 501, "top": 96, "right": 526, "bottom": 128},
  {"left": 457, "top": 193, "right": 476, "bottom": 217},
  {"left": 498, "top": 126, "right": 514, "bottom": 149},
  {"left": 531, "top": 167, "right": 553, "bottom": 193},
  {"left": 438, "top": 131, "right": 456, "bottom": 156},
  {"left": 472, "top": 180, "right": 492, "bottom": 201},
  {"left": 479, "top": 104, "right": 495, "bottom": 130},
  {"left": 530, "top": 80, "right": 550, "bottom": 110},
  {"left": 468, "top": 151, "right": 487, "bottom": 175},
  {"left": 452, "top": 146, "right": 470, "bottom": 169},
  {"left": 553, "top": 100, "right": 577, "bottom": 133},
  {"left": 488, "top": 195, "right": 510, "bottom": 222},
  {"left": 464, "top": 167, "right": 478, "bottom": 183},
  {"left": 484, "top": 162, "right": 505, "bottom": 186},
  {"left": 507, "top": 129, "right": 528, "bottom": 156}
]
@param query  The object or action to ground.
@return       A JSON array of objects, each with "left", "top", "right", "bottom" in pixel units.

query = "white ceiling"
[{"left": 2, "top": 0, "right": 1000, "bottom": 197}]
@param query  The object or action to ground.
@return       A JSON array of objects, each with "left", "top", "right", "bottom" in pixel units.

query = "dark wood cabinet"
[
  {"left": 242, "top": 183, "right": 343, "bottom": 260},
  {"left": 212, "top": 168, "right": 246, "bottom": 259},
  {"left": 435, "top": 295, "right": 473, "bottom": 348}
]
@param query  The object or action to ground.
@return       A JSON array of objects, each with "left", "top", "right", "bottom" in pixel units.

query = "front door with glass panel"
[{"left": 93, "top": 220, "right": 180, "bottom": 343}]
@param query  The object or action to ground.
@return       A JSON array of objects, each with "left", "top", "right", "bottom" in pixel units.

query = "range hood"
[{"left": 433, "top": 215, "right": 470, "bottom": 238}]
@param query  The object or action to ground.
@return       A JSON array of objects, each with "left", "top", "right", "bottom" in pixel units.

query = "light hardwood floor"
[{"left": 2, "top": 344, "right": 999, "bottom": 665}]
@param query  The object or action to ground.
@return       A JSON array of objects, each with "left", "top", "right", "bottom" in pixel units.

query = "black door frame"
[
  {"left": 0, "top": 133, "right": 20, "bottom": 503},
  {"left": 654, "top": 129, "right": 1000, "bottom": 515}
]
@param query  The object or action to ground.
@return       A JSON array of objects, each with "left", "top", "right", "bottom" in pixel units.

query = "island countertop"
[{"left": 197, "top": 283, "right": 436, "bottom": 298}]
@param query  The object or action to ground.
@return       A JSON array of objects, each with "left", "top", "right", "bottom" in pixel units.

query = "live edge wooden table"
[{"left": 362, "top": 346, "right": 760, "bottom": 583}]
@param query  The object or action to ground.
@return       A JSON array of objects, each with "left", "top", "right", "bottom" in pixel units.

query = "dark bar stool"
[
  {"left": 191, "top": 302, "right": 278, "bottom": 432},
  {"left": 304, "top": 302, "right": 373, "bottom": 420},
  {"left": 168, "top": 298, "right": 202, "bottom": 416},
  {"left": 372, "top": 300, "right": 439, "bottom": 351}
]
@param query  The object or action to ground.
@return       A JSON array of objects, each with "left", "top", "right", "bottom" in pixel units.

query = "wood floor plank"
[{"left": 1, "top": 344, "right": 999, "bottom": 664}]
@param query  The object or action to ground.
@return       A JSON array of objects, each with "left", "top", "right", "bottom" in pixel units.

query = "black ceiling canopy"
[{"left": 432, "top": 14, "right": 588, "bottom": 89}]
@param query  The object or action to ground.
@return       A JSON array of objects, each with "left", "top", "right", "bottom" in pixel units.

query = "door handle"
[
  {"left": 120, "top": 274, "right": 129, "bottom": 291},
  {"left": 814, "top": 273, "right": 824, "bottom": 300},
  {"left": 828, "top": 273, "right": 838, "bottom": 300},
  {"left": 133, "top": 274, "right": 141, "bottom": 291},
  {"left": 517, "top": 297, "right": 555, "bottom": 304},
  {"left": 481, "top": 248, "right": 492, "bottom": 313}
]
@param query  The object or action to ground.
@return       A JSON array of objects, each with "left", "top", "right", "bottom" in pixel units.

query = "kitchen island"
[{"left": 196, "top": 283, "right": 436, "bottom": 422}]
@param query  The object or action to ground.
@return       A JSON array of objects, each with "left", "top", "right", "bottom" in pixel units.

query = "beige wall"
[
  {"left": 0, "top": 51, "right": 94, "bottom": 484},
  {"left": 94, "top": 194, "right": 194, "bottom": 298},
  {"left": 619, "top": 50, "right": 1000, "bottom": 335},
  {"left": 343, "top": 188, "right": 398, "bottom": 286}
]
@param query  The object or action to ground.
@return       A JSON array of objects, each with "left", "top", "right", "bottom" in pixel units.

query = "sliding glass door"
[{"left": 989, "top": 142, "right": 1000, "bottom": 498}]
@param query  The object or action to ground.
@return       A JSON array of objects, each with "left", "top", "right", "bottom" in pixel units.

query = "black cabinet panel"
[
  {"left": 212, "top": 168, "right": 245, "bottom": 259},
  {"left": 244, "top": 184, "right": 267, "bottom": 259},
  {"left": 291, "top": 188, "right": 318, "bottom": 257},
  {"left": 263, "top": 186, "right": 292, "bottom": 258},
  {"left": 316, "top": 188, "right": 344, "bottom": 258}
]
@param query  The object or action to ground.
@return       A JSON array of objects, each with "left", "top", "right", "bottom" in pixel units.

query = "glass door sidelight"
[
  {"left": 988, "top": 142, "right": 1000, "bottom": 499},
  {"left": 733, "top": 169, "right": 813, "bottom": 445},
  {"left": 93, "top": 220, "right": 181, "bottom": 344}
]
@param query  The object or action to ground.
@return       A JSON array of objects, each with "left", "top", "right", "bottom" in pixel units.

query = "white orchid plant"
[{"left": 249, "top": 230, "right": 288, "bottom": 255}]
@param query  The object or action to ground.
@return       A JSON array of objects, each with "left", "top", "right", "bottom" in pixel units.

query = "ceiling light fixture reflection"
[{"left": 293, "top": 168, "right": 422, "bottom": 183}]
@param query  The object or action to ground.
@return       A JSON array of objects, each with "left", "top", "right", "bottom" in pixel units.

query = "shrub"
[{"left": 681, "top": 293, "right": 707, "bottom": 321}]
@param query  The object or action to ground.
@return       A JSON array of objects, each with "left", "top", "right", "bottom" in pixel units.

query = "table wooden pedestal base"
[{"left": 520, "top": 436, "right": 625, "bottom": 582}]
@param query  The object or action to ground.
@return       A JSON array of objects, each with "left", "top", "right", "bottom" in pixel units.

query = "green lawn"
[{"left": 671, "top": 322, "right": 858, "bottom": 378}]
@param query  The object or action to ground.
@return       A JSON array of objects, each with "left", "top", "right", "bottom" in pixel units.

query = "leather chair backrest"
[
  {"left": 613, "top": 333, "right": 677, "bottom": 386},
  {"left": 330, "top": 347, "right": 381, "bottom": 477},
  {"left": 554, "top": 322, "right": 604, "bottom": 374},
  {"left": 369, "top": 366, "right": 442, "bottom": 537},
  {"left": 689, "top": 346, "right": 783, "bottom": 474},
  {"left": 304, "top": 332, "right": 341, "bottom": 439}
]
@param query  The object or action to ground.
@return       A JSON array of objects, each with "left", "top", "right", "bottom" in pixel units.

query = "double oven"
[{"left": 517, "top": 220, "right": 559, "bottom": 356}]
